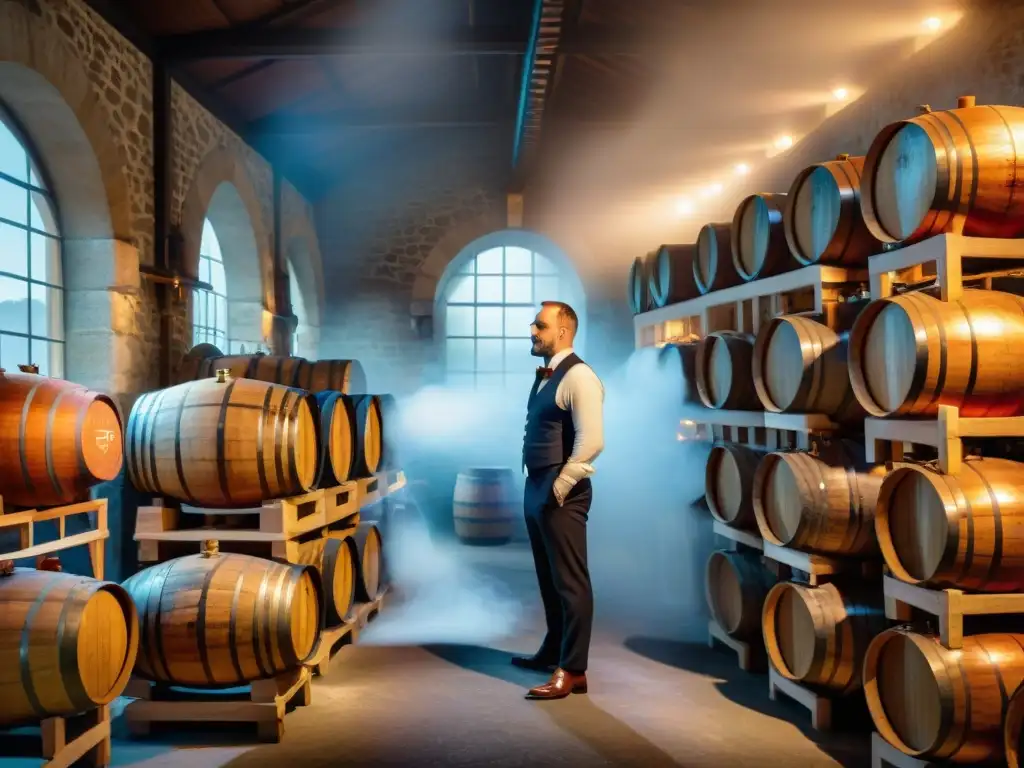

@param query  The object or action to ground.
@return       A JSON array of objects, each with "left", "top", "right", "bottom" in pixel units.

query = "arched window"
[
  {"left": 192, "top": 217, "right": 227, "bottom": 349},
  {"left": 441, "top": 242, "right": 583, "bottom": 391},
  {"left": 0, "top": 108, "right": 63, "bottom": 378}
]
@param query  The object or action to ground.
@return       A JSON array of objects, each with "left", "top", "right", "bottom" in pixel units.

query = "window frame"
[{"left": 192, "top": 217, "right": 229, "bottom": 350}]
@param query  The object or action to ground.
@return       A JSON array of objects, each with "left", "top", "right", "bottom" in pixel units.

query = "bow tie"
[{"left": 536, "top": 367, "right": 553, "bottom": 379}]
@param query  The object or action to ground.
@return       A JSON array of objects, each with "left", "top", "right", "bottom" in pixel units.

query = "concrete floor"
[{"left": 77, "top": 535, "right": 873, "bottom": 768}]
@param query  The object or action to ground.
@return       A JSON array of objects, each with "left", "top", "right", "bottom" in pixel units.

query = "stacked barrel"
[
  {"left": 0, "top": 366, "right": 140, "bottom": 741},
  {"left": 122, "top": 349, "right": 399, "bottom": 690},
  {"left": 633, "top": 94, "right": 1024, "bottom": 759}
]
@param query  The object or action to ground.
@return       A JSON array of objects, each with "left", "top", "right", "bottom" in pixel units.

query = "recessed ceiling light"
[
  {"left": 675, "top": 198, "right": 695, "bottom": 216},
  {"left": 774, "top": 135, "right": 794, "bottom": 150},
  {"left": 923, "top": 16, "right": 942, "bottom": 31},
  {"left": 701, "top": 182, "right": 724, "bottom": 198},
  {"left": 833, "top": 87, "right": 849, "bottom": 101},
  {"left": 734, "top": 163, "right": 750, "bottom": 176}
]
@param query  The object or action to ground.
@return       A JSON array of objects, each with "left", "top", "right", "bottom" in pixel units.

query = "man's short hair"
[{"left": 542, "top": 301, "right": 578, "bottom": 335}]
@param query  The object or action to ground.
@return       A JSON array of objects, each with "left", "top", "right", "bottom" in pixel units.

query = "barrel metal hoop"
[
  {"left": 17, "top": 382, "right": 42, "bottom": 494},
  {"left": 56, "top": 580, "right": 98, "bottom": 712},
  {"left": 272, "top": 388, "right": 288, "bottom": 494},
  {"left": 256, "top": 384, "right": 274, "bottom": 500},
  {"left": 20, "top": 577, "right": 64, "bottom": 718},
  {"left": 196, "top": 555, "right": 229, "bottom": 685},
  {"left": 251, "top": 565, "right": 274, "bottom": 679},
  {"left": 214, "top": 379, "right": 237, "bottom": 505},
  {"left": 172, "top": 386, "right": 199, "bottom": 505}
]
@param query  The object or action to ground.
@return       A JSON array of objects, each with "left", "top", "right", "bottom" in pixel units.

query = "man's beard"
[{"left": 530, "top": 339, "right": 553, "bottom": 358}]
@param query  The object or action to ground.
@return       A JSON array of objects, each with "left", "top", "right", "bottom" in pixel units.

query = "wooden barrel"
[
  {"left": 314, "top": 391, "right": 355, "bottom": 487},
  {"left": 195, "top": 354, "right": 313, "bottom": 390},
  {"left": 784, "top": 155, "right": 880, "bottom": 266},
  {"left": 860, "top": 100, "right": 1024, "bottom": 244},
  {"left": 453, "top": 467, "right": 518, "bottom": 545},
  {"left": 377, "top": 393, "right": 399, "bottom": 470},
  {"left": 353, "top": 521, "right": 384, "bottom": 601},
  {"left": 650, "top": 244, "right": 699, "bottom": 308},
  {"left": 696, "top": 331, "right": 759, "bottom": 410},
  {"left": 348, "top": 394, "right": 383, "bottom": 477},
  {"left": 307, "top": 359, "right": 366, "bottom": 395},
  {"left": 657, "top": 341, "right": 701, "bottom": 405},
  {"left": 0, "top": 371, "right": 124, "bottom": 508},
  {"left": 876, "top": 457, "right": 1024, "bottom": 591},
  {"left": 125, "top": 372, "right": 321, "bottom": 508},
  {"left": 1006, "top": 684, "right": 1024, "bottom": 768},
  {"left": 731, "top": 193, "right": 792, "bottom": 281},
  {"left": 705, "top": 549, "right": 778, "bottom": 640},
  {"left": 864, "top": 629, "right": 1024, "bottom": 762},
  {"left": 123, "top": 551, "right": 323, "bottom": 687},
  {"left": 763, "top": 581, "right": 886, "bottom": 695},
  {"left": 695, "top": 222, "right": 742, "bottom": 294},
  {"left": 752, "top": 440, "right": 885, "bottom": 555},
  {"left": 0, "top": 569, "right": 139, "bottom": 726},
  {"left": 705, "top": 443, "right": 764, "bottom": 528},
  {"left": 322, "top": 537, "right": 357, "bottom": 626},
  {"left": 849, "top": 289, "right": 1024, "bottom": 417},
  {"left": 752, "top": 315, "right": 865, "bottom": 421},
  {"left": 176, "top": 343, "right": 223, "bottom": 383}
]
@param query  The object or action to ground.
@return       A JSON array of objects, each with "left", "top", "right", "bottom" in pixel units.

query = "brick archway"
[
  {"left": 180, "top": 146, "right": 272, "bottom": 353},
  {"left": 0, "top": 3, "right": 139, "bottom": 402}
]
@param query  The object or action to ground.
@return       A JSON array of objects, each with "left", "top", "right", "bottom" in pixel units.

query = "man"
[{"left": 514, "top": 300, "right": 604, "bottom": 700}]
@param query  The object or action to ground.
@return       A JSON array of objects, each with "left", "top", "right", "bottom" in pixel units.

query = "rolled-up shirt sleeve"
[{"left": 555, "top": 365, "right": 605, "bottom": 491}]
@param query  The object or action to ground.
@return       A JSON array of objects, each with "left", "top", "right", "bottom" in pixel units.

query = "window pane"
[
  {"left": 476, "top": 338, "right": 504, "bottom": 372},
  {"left": 199, "top": 256, "right": 211, "bottom": 283},
  {"left": 447, "top": 274, "right": 474, "bottom": 303},
  {"left": 534, "top": 276, "right": 561, "bottom": 303},
  {"left": 476, "top": 307, "right": 503, "bottom": 337},
  {"left": 445, "top": 338, "right": 475, "bottom": 372},
  {"left": 0, "top": 221, "right": 27, "bottom": 277},
  {"left": 475, "top": 373, "right": 505, "bottom": 391},
  {"left": 30, "top": 233, "right": 60, "bottom": 285},
  {"left": 211, "top": 260, "right": 226, "bottom": 295},
  {"left": 36, "top": 340, "right": 63, "bottom": 379},
  {"left": 534, "top": 253, "right": 558, "bottom": 274},
  {"left": 476, "top": 275, "right": 502, "bottom": 303},
  {"left": 30, "top": 282, "right": 62, "bottom": 340},
  {"left": 446, "top": 373, "right": 475, "bottom": 390},
  {"left": 0, "top": 178, "right": 26, "bottom": 225},
  {"left": 0, "top": 275, "right": 29, "bottom": 334},
  {"left": 192, "top": 293, "right": 201, "bottom": 325},
  {"left": 505, "top": 276, "right": 532, "bottom": 304},
  {"left": 216, "top": 295, "right": 227, "bottom": 335},
  {"left": 505, "top": 338, "right": 535, "bottom": 374},
  {"left": 504, "top": 306, "right": 535, "bottom": 338},
  {"left": 30, "top": 192, "right": 55, "bottom": 234},
  {"left": 505, "top": 246, "right": 532, "bottom": 274},
  {"left": 0, "top": 121, "right": 27, "bottom": 182},
  {"left": 0, "top": 333, "right": 28, "bottom": 372},
  {"left": 475, "top": 247, "right": 503, "bottom": 274},
  {"left": 445, "top": 305, "right": 474, "bottom": 336},
  {"left": 459, "top": 259, "right": 475, "bottom": 275}
]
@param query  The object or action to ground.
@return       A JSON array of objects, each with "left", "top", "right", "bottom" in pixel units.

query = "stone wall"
[{"left": 0, "top": 0, "right": 324, "bottom": 580}]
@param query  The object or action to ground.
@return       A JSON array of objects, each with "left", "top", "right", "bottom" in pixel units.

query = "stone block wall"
[{"left": 0, "top": 0, "right": 324, "bottom": 580}]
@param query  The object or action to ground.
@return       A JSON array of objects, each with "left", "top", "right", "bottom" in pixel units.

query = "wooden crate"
[
  {"left": 883, "top": 575, "right": 1024, "bottom": 650},
  {"left": 0, "top": 706, "right": 111, "bottom": 768},
  {"left": 122, "top": 666, "right": 312, "bottom": 744},
  {"left": 868, "top": 232, "right": 1024, "bottom": 301},
  {"left": 0, "top": 498, "right": 108, "bottom": 580},
  {"left": 708, "top": 619, "right": 765, "bottom": 673},
  {"left": 306, "top": 591, "right": 387, "bottom": 677},
  {"left": 634, "top": 263, "right": 867, "bottom": 349}
]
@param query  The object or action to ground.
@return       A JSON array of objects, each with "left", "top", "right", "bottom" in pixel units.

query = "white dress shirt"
[{"left": 535, "top": 348, "right": 605, "bottom": 502}]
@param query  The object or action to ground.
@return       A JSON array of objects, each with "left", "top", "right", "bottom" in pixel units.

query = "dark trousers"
[{"left": 523, "top": 466, "right": 594, "bottom": 673}]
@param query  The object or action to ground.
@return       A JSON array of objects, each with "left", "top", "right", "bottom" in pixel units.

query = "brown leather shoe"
[{"left": 525, "top": 668, "right": 588, "bottom": 700}]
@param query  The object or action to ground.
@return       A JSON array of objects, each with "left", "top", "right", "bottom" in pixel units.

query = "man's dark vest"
[{"left": 522, "top": 352, "right": 584, "bottom": 473}]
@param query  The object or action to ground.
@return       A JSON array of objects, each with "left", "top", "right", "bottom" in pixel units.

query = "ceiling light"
[
  {"left": 833, "top": 87, "right": 849, "bottom": 101},
  {"left": 734, "top": 163, "right": 750, "bottom": 176},
  {"left": 701, "top": 182, "right": 724, "bottom": 198},
  {"left": 675, "top": 198, "right": 695, "bottom": 216},
  {"left": 923, "top": 16, "right": 942, "bottom": 31},
  {"left": 774, "top": 135, "right": 794, "bottom": 150}
]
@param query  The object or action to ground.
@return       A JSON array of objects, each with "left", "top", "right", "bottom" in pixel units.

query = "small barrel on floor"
[
  {"left": 453, "top": 467, "right": 519, "bottom": 546},
  {"left": 122, "top": 551, "right": 324, "bottom": 688}
]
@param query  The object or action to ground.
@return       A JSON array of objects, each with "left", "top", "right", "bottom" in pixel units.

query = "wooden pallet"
[
  {"left": 708, "top": 619, "right": 765, "bottom": 672},
  {"left": 761, "top": 541, "right": 881, "bottom": 587},
  {"left": 868, "top": 232, "right": 1024, "bottom": 301},
  {"left": 883, "top": 574, "right": 1024, "bottom": 649},
  {"left": 0, "top": 706, "right": 111, "bottom": 768},
  {"left": 0, "top": 498, "right": 108, "bottom": 580},
  {"left": 307, "top": 591, "right": 387, "bottom": 677},
  {"left": 870, "top": 732, "right": 961, "bottom": 768},
  {"left": 711, "top": 520, "right": 763, "bottom": 552},
  {"left": 122, "top": 666, "right": 312, "bottom": 744},
  {"left": 634, "top": 263, "right": 867, "bottom": 349},
  {"left": 865, "top": 404, "right": 1024, "bottom": 476},
  {"left": 689, "top": 409, "right": 838, "bottom": 452}
]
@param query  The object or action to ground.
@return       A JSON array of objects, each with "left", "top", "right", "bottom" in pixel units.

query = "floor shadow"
[
  {"left": 623, "top": 636, "right": 870, "bottom": 768},
  {"left": 421, "top": 642, "right": 548, "bottom": 688}
]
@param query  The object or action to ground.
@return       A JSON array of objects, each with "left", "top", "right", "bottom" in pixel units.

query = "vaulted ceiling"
[{"left": 89, "top": 0, "right": 967, "bottom": 202}]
